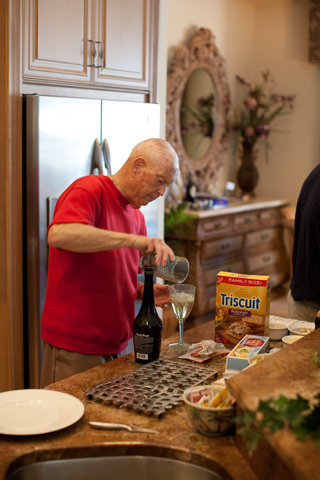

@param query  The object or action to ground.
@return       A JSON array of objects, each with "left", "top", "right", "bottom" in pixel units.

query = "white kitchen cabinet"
[{"left": 22, "top": 0, "right": 158, "bottom": 98}]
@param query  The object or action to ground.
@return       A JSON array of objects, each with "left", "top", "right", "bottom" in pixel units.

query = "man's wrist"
[{"left": 137, "top": 282, "right": 144, "bottom": 300}]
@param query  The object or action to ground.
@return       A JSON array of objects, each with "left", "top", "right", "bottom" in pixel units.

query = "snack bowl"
[
  {"left": 269, "top": 323, "right": 288, "bottom": 340},
  {"left": 288, "top": 325, "right": 315, "bottom": 336},
  {"left": 248, "top": 353, "right": 268, "bottom": 365},
  {"left": 282, "top": 335, "right": 303, "bottom": 346},
  {"left": 183, "top": 384, "right": 235, "bottom": 437}
]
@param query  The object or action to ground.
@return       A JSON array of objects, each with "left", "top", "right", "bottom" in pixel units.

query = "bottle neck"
[{"left": 142, "top": 267, "right": 156, "bottom": 311}]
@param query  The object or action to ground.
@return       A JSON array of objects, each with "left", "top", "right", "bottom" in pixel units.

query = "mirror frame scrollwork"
[{"left": 166, "top": 28, "right": 230, "bottom": 192}]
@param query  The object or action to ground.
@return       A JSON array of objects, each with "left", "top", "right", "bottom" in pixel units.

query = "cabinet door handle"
[
  {"left": 88, "top": 39, "right": 96, "bottom": 67},
  {"left": 98, "top": 41, "right": 104, "bottom": 67},
  {"left": 88, "top": 40, "right": 104, "bottom": 68}
]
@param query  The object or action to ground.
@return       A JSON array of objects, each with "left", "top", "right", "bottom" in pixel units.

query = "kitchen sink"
[{"left": 6, "top": 454, "right": 227, "bottom": 480}]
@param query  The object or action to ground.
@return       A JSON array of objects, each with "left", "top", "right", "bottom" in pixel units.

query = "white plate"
[{"left": 0, "top": 389, "right": 84, "bottom": 435}]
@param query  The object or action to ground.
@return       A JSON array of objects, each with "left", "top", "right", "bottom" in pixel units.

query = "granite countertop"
[
  {"left": 0, "top": 322, "right": 258, "bottom": 480},
  {"left": 1, "top": 322, "right": 319, "bottom": 480}
]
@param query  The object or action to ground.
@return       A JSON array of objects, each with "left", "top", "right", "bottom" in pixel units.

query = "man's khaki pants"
[{"left": 40, "top": 341, "right": 117, "bottom": 388}]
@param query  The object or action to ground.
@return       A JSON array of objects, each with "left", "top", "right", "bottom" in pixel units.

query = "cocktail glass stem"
[{"left": 178, "top": 320, "right": 185, "bottom": 346}]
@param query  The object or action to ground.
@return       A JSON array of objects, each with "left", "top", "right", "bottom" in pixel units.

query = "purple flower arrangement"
[{"left": 233, "top": 70, "right": 295, "bottom": 161}]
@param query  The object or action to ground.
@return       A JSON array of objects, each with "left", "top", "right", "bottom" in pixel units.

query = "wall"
[
  {"left": 254, "top": 0, "right": 320, "bottom": 203},
  {"left": 166, "top": 0, "right": 320, "bottom": 206}
]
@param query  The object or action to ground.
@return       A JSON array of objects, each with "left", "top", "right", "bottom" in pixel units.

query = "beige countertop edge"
[{"left": 227, "top": 330, "right": 320, "bottom": 480}]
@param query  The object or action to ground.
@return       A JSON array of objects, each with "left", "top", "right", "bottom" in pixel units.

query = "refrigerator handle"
[
  {"left": 102, "top": 139, "right": 112, "bottom": 175},
  {"left": 90, "top": 138, "right": 103, "bottom": 174}
]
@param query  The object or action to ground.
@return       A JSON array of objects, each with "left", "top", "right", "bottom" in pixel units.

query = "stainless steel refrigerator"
[{"left": 24, "top": 95, "right": 161, "bottom": 388}]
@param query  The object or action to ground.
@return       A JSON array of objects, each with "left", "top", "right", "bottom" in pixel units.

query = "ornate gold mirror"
[{"left": 166, "top": 28, "right": 230, "bottom": 192}]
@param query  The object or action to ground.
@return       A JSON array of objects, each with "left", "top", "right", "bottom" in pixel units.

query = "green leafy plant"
[
  {"left": 312, "top": 347, "right": 320, "bottom": 367},
  {"left": 235, "top": 350, "right": 320, "bottom": 455},
  {"left": 164, "top": 202, "right": 197, "bottom": 239},
  {"left": 235, "top": 394, "right": 320, "bottom": 456}
]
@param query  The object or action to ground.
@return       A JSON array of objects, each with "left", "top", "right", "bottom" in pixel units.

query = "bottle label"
[
  {"left": 134, "top": 333, "right": 155, "bottom": 355},
  {"left": 136, "top": 352, "right": 149, "bottom": 360},
  {"left": 133, "top": 331, "right": 161, "bottom": 362}
]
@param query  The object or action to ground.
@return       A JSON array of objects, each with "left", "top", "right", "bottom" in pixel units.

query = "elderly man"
[{"left": 40, "top": 138, "right": 179, "bottom": 386}]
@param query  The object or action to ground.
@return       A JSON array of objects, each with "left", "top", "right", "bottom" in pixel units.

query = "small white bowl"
[
  {"left": 183, "top": 384, "right": 235, "bottom": 437},
  {"left": 282, "top": 335, "right": 303, "bottom": 346},
  {"left": 248, "top": 353, "right": 268, "bottom": 365},
  {"left": 269, "top": 323, "right": 288, "bottom": 341},
  {"left": 288, "top": 325, "right": 315, "bottom": 336}
]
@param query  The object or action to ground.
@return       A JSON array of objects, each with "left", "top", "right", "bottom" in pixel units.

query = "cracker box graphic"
[{"left": 215, "top": 271, "right": 271, "bottom": 347}]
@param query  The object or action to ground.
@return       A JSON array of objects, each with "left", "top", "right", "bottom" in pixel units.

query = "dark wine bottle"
[
  {"left": 184, "top": 172, "right": 196, "bottom": 203},
  {"left": 133, "top": 265, "right": 163, "bottom": 364},
  {"left": 315, "top": 310, "right": 320, "bottom": 330}
]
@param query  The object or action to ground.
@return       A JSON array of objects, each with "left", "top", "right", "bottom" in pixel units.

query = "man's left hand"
[{"left": 154, "top": 283, "right": 170, "bottom": 308}]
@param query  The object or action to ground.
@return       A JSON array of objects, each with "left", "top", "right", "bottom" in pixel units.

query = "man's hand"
[
  {"left": 137, "top": 282, "right": 170, "bottom": 308},
  {"left": 132, "top": 236, "right": 175, "bottom": 267},
  {"left": 153, "top": 283, "right": 170, "bottom": 308}
]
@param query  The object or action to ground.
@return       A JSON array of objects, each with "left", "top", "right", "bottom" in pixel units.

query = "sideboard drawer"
[
  {"left": 202, "top": 234, "right": 243, "bottom": 260},
  {"left": 246, "top": 249, "right": 282, "bottom": 272},
  {"left": 260, "top": 208, "right": 282, "bottom": 224},
  {"left": 245, "top": 227, "right": 281, "bottom": 249},
  {"left": 204, "top": 259, "right": 245, "bottom": 287},
  {"left": 200, "top": 216, "right": 231, "bottom": 234},
  {"left": 234, "top": 211, "right": 259, "bottom": 229}
]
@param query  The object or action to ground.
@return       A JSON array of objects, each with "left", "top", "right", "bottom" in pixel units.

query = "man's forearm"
[{"left": 47, "top": 223, "right": 139, "bottom": 253}]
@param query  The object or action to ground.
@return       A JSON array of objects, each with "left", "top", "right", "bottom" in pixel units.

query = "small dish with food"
[
  {"left": 288, "top": 325, "right": 315, "bottom": 336},
  {"left": 282, "top": 335, "right": 303, "bottom": 346},
  {"left": 248, "top": 353, "right": 268, "bottom": 365},
  {"left": 183, "top": 384, "right": 236, "bottom": 437},
  {"left": 269, "top": 323, "right": 288, "bottom": 340}
]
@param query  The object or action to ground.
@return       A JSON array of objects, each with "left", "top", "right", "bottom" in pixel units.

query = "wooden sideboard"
[{"left": 165, "top": 198, "right": 291, "bottom": 318}]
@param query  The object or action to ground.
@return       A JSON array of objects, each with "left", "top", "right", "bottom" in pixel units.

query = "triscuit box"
[
  {"left": 215, "top": 271, "right": 271, "bottom": 347},
  {"left": 226, "top": 334, "right": 270, "bottom": 371}
]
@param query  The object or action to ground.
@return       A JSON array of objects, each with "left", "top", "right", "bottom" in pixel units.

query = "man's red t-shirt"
[{"left": 41, "top": 175, "right": 146, "bottom": 355}]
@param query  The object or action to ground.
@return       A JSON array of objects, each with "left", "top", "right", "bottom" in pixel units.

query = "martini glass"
[{"left": 169, "top": 284, "right": 196, "bottom": 352}]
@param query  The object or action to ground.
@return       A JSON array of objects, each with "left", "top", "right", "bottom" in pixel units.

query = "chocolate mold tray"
[{"left": 85, "top": 359, "right": 217, "bottom": 417}]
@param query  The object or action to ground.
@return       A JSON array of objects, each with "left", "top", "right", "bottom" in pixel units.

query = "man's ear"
[{"left": 132, "top": 157, "right": 146, "bottom": 175}]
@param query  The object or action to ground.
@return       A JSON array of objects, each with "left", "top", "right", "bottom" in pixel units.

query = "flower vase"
[{"left": 237, "top": 144, "right": 259, "bottom": 197}]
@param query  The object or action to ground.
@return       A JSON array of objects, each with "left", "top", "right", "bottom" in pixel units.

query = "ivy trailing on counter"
[
  {"left": 312, "top": 347, "right": 320, "bottom": 367},
  {"left": 235, "top": 348, "right": 320, "bottom": 455}
]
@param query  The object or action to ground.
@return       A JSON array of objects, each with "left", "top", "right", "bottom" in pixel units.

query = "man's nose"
[{"left": 156, "top": 186, "right": 167, "bottom": 196}]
